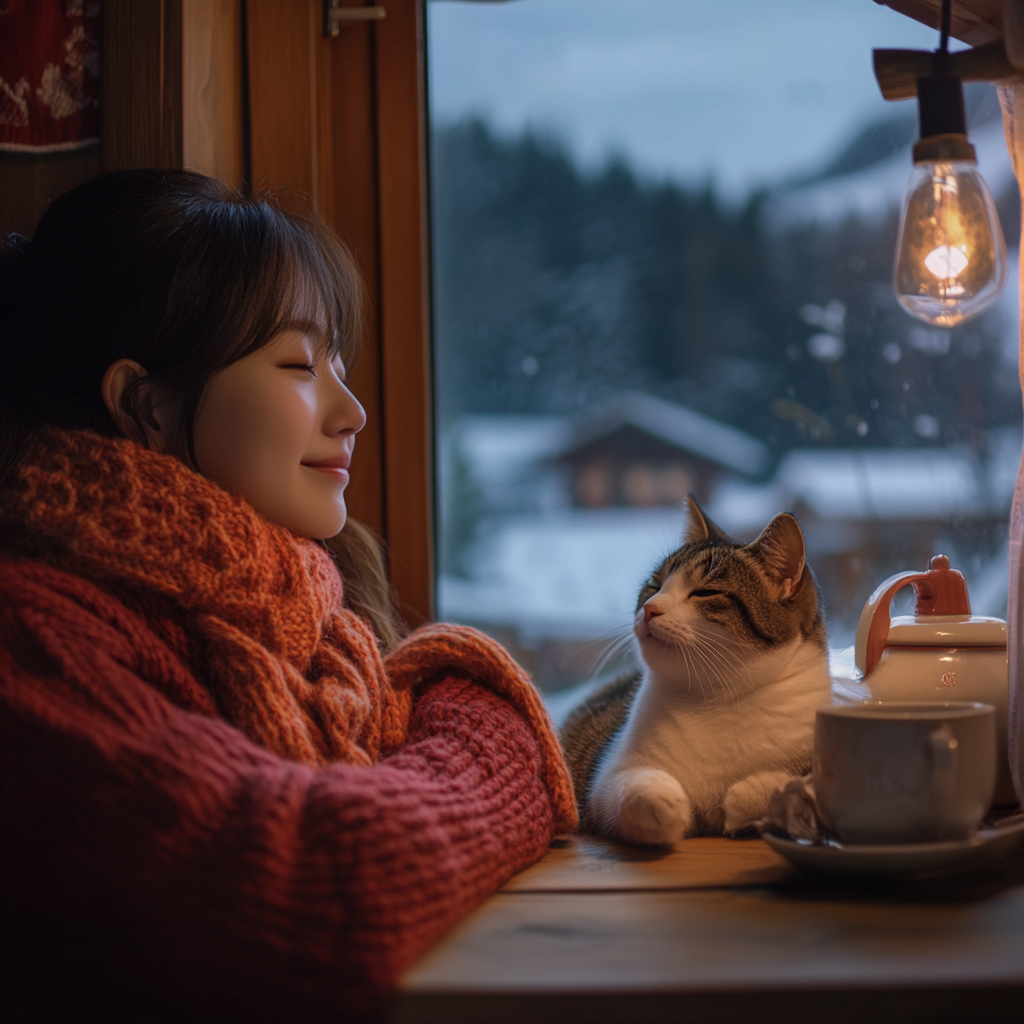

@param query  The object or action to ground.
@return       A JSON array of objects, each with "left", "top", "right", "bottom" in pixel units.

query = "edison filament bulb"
[{"left": 894, "top": 157, "right": 1007, "bottom": 327}]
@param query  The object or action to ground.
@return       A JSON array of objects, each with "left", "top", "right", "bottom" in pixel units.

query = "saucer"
[{"left": 762, "top": 814, "right": 1024, "bottom": 877}]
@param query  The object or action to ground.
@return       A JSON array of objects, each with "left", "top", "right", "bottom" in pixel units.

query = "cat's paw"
[
  {"left": 614, "top": 769, "right": 691, "bottom": 845},
  {"left": 722, "top": 770, "right": 793, "bottom": 834}
]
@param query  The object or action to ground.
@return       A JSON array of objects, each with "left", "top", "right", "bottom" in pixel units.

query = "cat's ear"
[
  {"left": 683, "top": 495, "right": 730, "bottom": 545},
  {"left": 747, "top": 512, "right": 806, "bottom": 599}
]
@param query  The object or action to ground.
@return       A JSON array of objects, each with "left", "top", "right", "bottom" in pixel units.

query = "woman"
[{"left": 0, "top": 170, "right": 576, "bottom": 1023}]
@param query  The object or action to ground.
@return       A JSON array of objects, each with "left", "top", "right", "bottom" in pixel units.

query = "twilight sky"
[{"left": 427, "top": 0, "right": 943, "bottom": 197}]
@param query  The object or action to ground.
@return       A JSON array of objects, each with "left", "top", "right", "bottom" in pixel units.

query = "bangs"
[
  {"left": 176, "top": 199, "right": 364, "bottom": 381},
  {"left": 277, "top": 220, "right": 362, "bottom": 364}
]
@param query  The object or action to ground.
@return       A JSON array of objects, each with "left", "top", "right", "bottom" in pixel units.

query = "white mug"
[{"left": 813, "top": 701, "right": 997, "bottom": 845}]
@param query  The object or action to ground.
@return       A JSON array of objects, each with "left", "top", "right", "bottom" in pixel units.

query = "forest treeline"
[{"left": 430, "top": 115, "right": 1020, "bottom": 459}]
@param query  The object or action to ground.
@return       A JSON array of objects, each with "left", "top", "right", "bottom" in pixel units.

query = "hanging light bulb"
[{"left": 892, "top": 0, "right": 1007, "bottom": 328}]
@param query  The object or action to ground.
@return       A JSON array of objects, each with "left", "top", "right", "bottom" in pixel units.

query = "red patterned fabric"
[{"left": 0, "top": 0, "right": 99, "bottom": 153}]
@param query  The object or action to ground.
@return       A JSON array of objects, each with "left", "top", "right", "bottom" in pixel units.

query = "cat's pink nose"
[{"left": 643, "top": 603, "right": 663, "bottom": 622}]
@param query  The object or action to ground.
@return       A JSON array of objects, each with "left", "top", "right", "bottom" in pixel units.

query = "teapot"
[{"left": 854, "top": 554, "right": 1015, "bottom": 807}]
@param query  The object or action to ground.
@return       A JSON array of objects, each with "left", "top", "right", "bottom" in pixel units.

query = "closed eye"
[
  {"left": 691, "top": 589, "right": 722, "bottom": 598},
  {"left": 284, "top": 363, "right": 318, "bottom": 377}
]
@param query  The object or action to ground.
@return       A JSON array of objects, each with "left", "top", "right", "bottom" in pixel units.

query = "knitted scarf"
[
  {"left": 0, "top": 427, "right": 407, "bottom": 766},
  {"left": 0, "top": 428, "right": 580, "bottom": 829}
]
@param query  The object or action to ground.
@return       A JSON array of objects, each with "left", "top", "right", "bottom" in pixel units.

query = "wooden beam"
[
  {"left": 877, "top": 1, "right": 1004, "bottom": 48},
  {"left": 874, "top": 40, "right": 1022, "bottom": 100}
]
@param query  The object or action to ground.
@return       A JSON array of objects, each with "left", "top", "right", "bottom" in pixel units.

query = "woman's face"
[{"left": 189, "top": 326, "right": 366, "bottom": 538}]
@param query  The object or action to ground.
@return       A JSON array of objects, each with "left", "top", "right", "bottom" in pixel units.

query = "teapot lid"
[{"left": 886, "top": 613, "right": 1006, "bottom": 648}]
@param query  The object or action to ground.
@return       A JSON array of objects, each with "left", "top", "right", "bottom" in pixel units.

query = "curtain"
[
  {"left": 999, "top": 80, "right": 1024, "bottom": 806},
  {"left": 0, "top": 0, "right": 99, "bottom": 153}
]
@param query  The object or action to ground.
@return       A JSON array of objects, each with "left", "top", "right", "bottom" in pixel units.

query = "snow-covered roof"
[
  {"left": 776, "top": 448, "right": 985, "bottom": 520},
  {"left": 449, "top": 415, "right": 571, "bottom": 486},
  {"left": 556, "top": 391, "right": 771, "bottom": 478},
  {"left": 708, "top": 434, "right": 1022, "bottom": 535}
]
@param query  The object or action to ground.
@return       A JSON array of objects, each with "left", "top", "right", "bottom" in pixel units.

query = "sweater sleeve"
[
  {"left": 386, "top": 622, "right": 578, "bottom": 832},
  {"left": 0, "top": 563, "right": 554, "bottom": 1023}
]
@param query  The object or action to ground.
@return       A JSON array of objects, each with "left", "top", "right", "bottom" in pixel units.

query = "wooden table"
[{"left": 393, "top": 835, "right": 1024, "bottom": 1024}]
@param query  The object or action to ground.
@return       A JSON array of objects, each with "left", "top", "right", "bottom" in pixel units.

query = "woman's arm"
[{"left": 0, "top": 563, "right": 554, "bottom": 1023}]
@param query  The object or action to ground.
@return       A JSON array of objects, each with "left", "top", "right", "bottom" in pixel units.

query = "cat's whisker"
[
  {"left": 686, "top": 645, "right": 721, "bottom": 692},
  {"left": 689, "top": 636, "right": 731, "bottom": 683},
  {"left": 590, "top": 641, "right": 636, "bottom": 681},
  {"left": 675, "top": 630, "right": 738, "bottom": 696},
  {"left": 691, "top": 640, "right": 739, "bottom": 700},
  {"left": 672, "top": 638, "right": 697, "bottom": 697},
  {"left": 586, "top": 624, "right": 639, "bottom": 680},
  {"left": 693, "top": 633, "right": 751, "bottom": 700},
  {"left": 691, "top": 628, "right": 753, "bottom": 672},
  {"left": 690, "top": 625, "right": 748, "bottom": 656},
  {"left": 683, "top": 643, "right": 708, "bottom": 701},
  {"left": 691, "top": 633, "right": 755, "bottom": 697},
  {"left": 692, "top": 641, "right": 746, "bottom": 690},
  {"left": 685, "top": 630, "right": 732, "bottom": 667}
]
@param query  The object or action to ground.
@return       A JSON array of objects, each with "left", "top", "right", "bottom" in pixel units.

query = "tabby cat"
[{"left": 561, "top": 497, "right": 829, "bottom": 845}]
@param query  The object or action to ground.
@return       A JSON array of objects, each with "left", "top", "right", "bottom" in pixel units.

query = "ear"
[
  {"left": 101, "top": 359, "right": 169, "bottom": 451},
  {"left": 746, "top": 512, "right": 806, "bottom": 599},
  {"left": 682, "top": 494, "right": 731, "bottom": 545}
]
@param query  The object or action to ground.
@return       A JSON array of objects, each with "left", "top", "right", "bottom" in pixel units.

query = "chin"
[
  {"left": 304, "top": 508, "right": 348, "bottom": 540},
  {"left": 636, "top": 632, "right": 668, "bottom": 663},
  {"left": 265, "top": 500, "right": 348, "bottom": 540}
]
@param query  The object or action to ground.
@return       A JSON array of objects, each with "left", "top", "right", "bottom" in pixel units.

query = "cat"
[{"left": 560, "top": 496, "right": 830, "bottom": 846}]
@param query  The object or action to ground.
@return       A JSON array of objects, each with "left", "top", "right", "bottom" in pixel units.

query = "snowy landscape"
[{"left": 428, "top": 2, "right": 1022, "bottom": 693}]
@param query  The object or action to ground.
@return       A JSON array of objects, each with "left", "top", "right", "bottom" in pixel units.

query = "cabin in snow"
[{"left": 550, "top": 392, "right": 771, "bottom": 508}]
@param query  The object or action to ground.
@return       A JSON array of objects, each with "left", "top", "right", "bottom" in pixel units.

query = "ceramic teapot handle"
[{"left": 853, "top": 555, "right": 971, "bottom": 678}]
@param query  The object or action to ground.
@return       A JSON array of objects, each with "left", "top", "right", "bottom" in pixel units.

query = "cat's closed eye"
[{"left": 690, "top": 589, "right": 721, "bottom": 598}]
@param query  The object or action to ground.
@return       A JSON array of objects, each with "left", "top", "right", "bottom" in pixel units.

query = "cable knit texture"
[{"left": 0, "top": 428, "right": 577, "bottom": 1023}]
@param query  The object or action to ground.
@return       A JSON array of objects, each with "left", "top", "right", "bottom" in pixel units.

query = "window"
[{"left": 427, "top": 0, "right": 1021, "bottom": 693}]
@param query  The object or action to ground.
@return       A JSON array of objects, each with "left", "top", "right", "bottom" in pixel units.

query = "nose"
[
  {"left": 643, "top": 602, "right": 664, "bottom": 623},
  {"left": 329, "top": 379, "right": 366, "bottom": 437}
]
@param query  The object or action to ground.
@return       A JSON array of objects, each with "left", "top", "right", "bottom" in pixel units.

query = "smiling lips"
[{"left": 302, "top": 455, "right": 351, "bottom": 481}]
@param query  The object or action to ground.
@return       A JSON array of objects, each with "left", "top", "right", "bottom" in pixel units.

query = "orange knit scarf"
[
  {"left": 0, "top": 428, "right": 408, "bottom": 766},
  {"left": 0, "top": 428, "right": 578, "bottom": 827}
]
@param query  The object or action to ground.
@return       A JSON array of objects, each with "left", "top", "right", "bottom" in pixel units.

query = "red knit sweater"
[{"left": 0, "top": 431, "right": 576, "bottom": 1023}]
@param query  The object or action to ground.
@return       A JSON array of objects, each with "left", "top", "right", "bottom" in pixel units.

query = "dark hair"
[{"left": 0, "top": 169, "right": 404, "bottom": 647}]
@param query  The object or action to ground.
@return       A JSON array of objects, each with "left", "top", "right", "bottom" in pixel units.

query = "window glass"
[{"left": 427, "top": 0, "right": 1021, "bottom": 695}]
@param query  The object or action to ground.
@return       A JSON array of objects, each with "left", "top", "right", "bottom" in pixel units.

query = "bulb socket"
[
  {"left": 913, "top": 132, "right": 977, "bottom": 163},
  {"left": 913, "top": 54, "right": 974, "bottom": 164}
]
